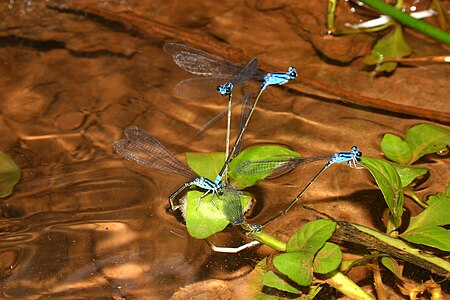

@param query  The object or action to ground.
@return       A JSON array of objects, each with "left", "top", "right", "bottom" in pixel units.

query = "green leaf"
[
  {"left": 390, "top": 164, "right": 428, "bottom": 187},
  {"left": 228, "top": 145, "right": 300, "bottom": 189},
  {"left": 273, "top": 252, "right": 314, "bottom": 286},
  {"left": 360, "top": 157, "right": 404, "bottom": 229},
  {"left": 363, "top": 25, "right": 411, "bottom": 74},
  {"left": 400, "top": 226, "right": 450, "bottom": 251},
  {"left": 0, "top": 152, "right": 21, "bottom": 198},
  {"left": 185, "top": 152, "right": 225, "bottom": 180},
  {"left": 404, "top": 124, "right": 450, "bottom": 163},
  {"left": 184, "top": 190, "right": 251, "bottom": 239},
  {"left": 286, "top": 220, "right": 336, "bottom": 254},
  {"left": 381, "top": 257, "right": 403, "bottom": 279},
  {"left": 406, "top": 186, "right": 450, "bottom": 229},
  {"left": 262, "top": 271, "right": 300, "bottom": 294},
  {"left": 313, "top": 242, "right": 343, "bottom": 274},
  {"left": 381, "top": 134, "right": 413, "bottom": 164},
  {"left": 380, "top": 124, "right": 450, "bottom": 165},
  {"left": 400, "top": 185, "right": 450, "bottom": 251}
]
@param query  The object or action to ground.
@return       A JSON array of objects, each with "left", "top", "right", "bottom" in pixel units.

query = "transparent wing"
[
  {"left": 173, "top": 77, "right": 233, "bottom": 100},
  {"left": 113, "top": 126, "right": 198, "bottom": 180},
  {"left": 235, "top": 93, "right": 253, "bottom": 156},
  {"left": 164, "top": 43, "right": 265, "bottom": 79},
  {"left": 222, "top": 189, "right": 244, "bottom": 225},
  {"left": 231, "top": 58, "right": 259, "bottom": 85},
  {"left": 164, "top": 43, "right": 242, "bottom": 77},
  {"left": 236, "top": 155, "right": 331, "bottom": 178}
]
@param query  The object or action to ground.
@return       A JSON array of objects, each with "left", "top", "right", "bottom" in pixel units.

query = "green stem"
[
  {"left": 324, "top": 270, "right": 376, "bottom": 300},
  {"left": 358, "top": 0, "right": 450, "bottom": 44},
  {"left": 327, "top": 0, "right": 338, "bottom": 32},
  {"left": 251, "top": 230, "right": 287, "bottom": 251},
  {"left": 404, "top": 188, "right": 428, "bottom": 209}
]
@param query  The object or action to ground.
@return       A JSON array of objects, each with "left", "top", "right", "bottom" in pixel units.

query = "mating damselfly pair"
[{"left": 113, "top": 43, "right": 363, "bottom": 252}]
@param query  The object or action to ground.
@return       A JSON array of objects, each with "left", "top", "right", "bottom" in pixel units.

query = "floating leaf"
[
  {"left": 286, "top": 220, "right": 336, "bottom": 254},
  {"left": 400, "top": 184, "right": 450, "bottom": 251},
  {"left": 363, "top": 25, "right": 411, "bottom": 74},
  {"left": 184, "top": 151, "right": 253, "bottom": 238},
  {"left": 404, "top": 124, "right": 450, "bottom": 163},
  {"left": 273, "top": 252, "right": 314, "bottom": 286},
  {"left": 360, "top": 157, "right": 404, "bottom": 229},
  {"left": 184, "top": 189, "right": 251, "bottom": 239},
  {"left": 381, "top": 134, "right": 413, "bottom": 164},
  {"left": 0, "top": 152, "right": 21, "bottom": 198},
  {"left": 381, "top": 124, "right": 450, "bottom": 165},
  {"left": 262, "top": 271, "right": 300, "bottom": 294},
  {"left": 313, "top": 242, "right": 343, "bottom": 274},
  {"left": 185, "top": 152, "right": 225, "bottom": 180},
  {"left": 228, "top": 145, "right": 300, "bottom": 189}
]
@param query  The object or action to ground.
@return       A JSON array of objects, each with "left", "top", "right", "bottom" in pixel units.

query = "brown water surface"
[{"left": 0, "top": 1, "right": 449, "bottom": 299}]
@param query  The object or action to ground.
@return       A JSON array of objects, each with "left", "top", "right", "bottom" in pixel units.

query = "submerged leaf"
[
  {"left": 360, "top": 157, "right": 404, "bottom": 229},
  {"left": 228, "top": 145, "right": 300, "bottom": 189},
  {"left": 0, "top": 152, "right": 21, "bottom": 198},
  {"left": 363, "top": 25, "right": 411, "bottom": 74}
]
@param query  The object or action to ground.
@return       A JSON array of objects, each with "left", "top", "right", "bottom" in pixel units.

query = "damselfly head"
[
  {"left": 288, "top": 66, "right": 298, "bottom": 79},
  {"left": 351, "top": 146, "right": 362, "bottom": 160},
  {"left": 217, "top": 82, "right": 233, "bottom": 96}
]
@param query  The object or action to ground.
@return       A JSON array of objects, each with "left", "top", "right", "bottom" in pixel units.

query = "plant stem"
[
  {"left": 251, "top": 230, "right": 287, "bottom": 251},
  {"left": 323, "top": 270, "right": 376, "bottom": 300},
  {"left": 358, "top": 0, "right": 450, "bottom": 44}
]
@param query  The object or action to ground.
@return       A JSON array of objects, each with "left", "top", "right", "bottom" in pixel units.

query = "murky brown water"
[{"left": 0, "top": 1, "right": 449, "bottom": 299}]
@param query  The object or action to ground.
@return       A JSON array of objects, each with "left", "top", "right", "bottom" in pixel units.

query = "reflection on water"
[{"left": 0, "top": 1, "right": 449, "bottom": 299}]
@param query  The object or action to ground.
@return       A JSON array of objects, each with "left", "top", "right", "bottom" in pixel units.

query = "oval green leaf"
[
  {"left": 313, "top": 242, "right": 342, "bottom": 274},
  {"left": 185, "top": 152, "right": 225, "bottom": 180},
  {"left": 273, "top": 252, "right": 314, "bottom": 286},
  {"left": 0, "top": 152, "right": 21, "bottom": 198},
  {"left": 381, "top": 134, "right": 412, "bottom": 165},
  {"left": 184, "top": 190, "right": 251, "bottom": 239},
  {"left": 286, "top": 220, "right": 336, "bottom": 254}
]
